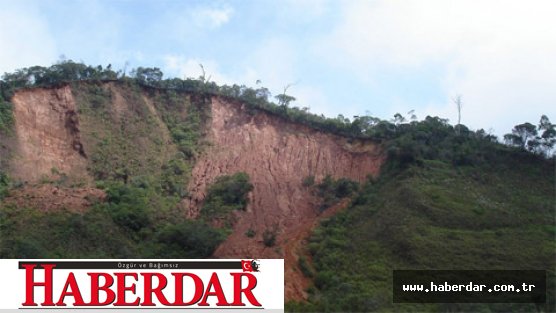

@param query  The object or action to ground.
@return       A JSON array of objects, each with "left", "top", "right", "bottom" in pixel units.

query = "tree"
[
  {"left": 392, "top": 113, "right": 406, "bottom": 125},
  {"left": 132, "top": 67, "right": 163, "bottom": 85},
  {"left": 275, "top": 84, "right": 296, "bottom": 110},
  {"left": 504, "top": 122, "right": 537, "bottom": 151},
  {"left": 352, "top": 115, "right": 381, "bottom": 136},
  {"left": 198, "top": 63, "right": 211, "bottom": 83},
  {"left": 453, "top": 94, "right": 463, "bottom": 125},
  {"left": 538, "top": 115, "right": 556, "bottom": 156}
]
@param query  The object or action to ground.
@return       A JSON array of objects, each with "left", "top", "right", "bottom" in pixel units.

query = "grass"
[
  {"left": 0, "top": 182, "right": 228, "bottom": 259},
  {"left": 288, "top": 156, "right": 555, "bottom": 312}
]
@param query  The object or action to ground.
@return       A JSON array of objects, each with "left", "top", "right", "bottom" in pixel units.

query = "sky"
[{"left": 1, "top": 0, "right": 555, "bottom": 137}]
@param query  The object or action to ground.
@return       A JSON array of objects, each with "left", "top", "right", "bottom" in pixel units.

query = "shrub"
[
  {"left": 102, "top": 183, "right": 151, "bottom": 233},
  {"left": 153, "top": 221, "right": 226, "bottom": 258},
  {"left": 302, "top": 175, "right": 315, "bottom": 187},
  {"left": 160, "top": 158, "right": 189, "bottom": 197},
  {"left": 263, "top": 228, "right": 277, "bottom": 247},
  {"left": 0, "top": 99, "right": 13, "bottom": 133},
  {"left": 0, "top": 171, "right": 8, "bottom": 199},
  {"left": 315, "top": 175, "right": 359, "bottom": 211},
  {"left": 245, "top": 228, "right": 256, "bottom": 238},
  {"left": 201, "top": 172, "right": 253, "bottom": 221},
  {"left": 298, "top": 256, "right": 314, "bottom": 278}
]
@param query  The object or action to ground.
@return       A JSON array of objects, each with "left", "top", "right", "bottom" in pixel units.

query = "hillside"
[
  {"left": 288, "top": 156, "right": 555, "bottom": 312},
  {"left": 0, "top": 77, "right": 382, "bottom": 300},
  {"left": 0, "top": 62, "right": 554, "bottom": 311}
]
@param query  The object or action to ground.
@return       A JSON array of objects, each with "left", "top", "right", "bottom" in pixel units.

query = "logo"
[
  {"left": 242, "top": 259, "right": 260, "bottom": 272},
  {"left": 0, "top": 259, "right": 284, "bottom": 310}
]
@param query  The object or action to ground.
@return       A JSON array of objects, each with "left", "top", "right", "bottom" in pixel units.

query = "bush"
[
  {"left": 263, "top": 228, "right": 277, "bottom": 247},
  {"left": 0, "top": 183, "right": 227, "bottom": 259},
  {"left": 162, "top": 102, "right": 204, "bottom": 160},
  {"left": 0, "top": 205, "right": 136, "bottom": 258},
  {"left": 160, "top": 158, "right": 189, "bottom": 197},
  {"left": 315, "top": 175, "right": 359, "bottom": 211},
  {"left": 302, "top": 175, "right": 315, "bottom": 187},
  {"left": 153, "top": 221, "right": 226, "bottom": 258},
  {"left": 201, "top": 172, "right": 253, "bottom": 222},
  {"left": 102, "top": 183, "right": 151, "bottom": 233},
  {"left": 245, "top": 228, "right": 256, "bottom": 238},
  {"left": 0, "top": 99, "right": 13, "bottom": 133},
  {"left": 298, "top": 256, "right": 314, "bottom": 278},
  {"left": 0, "top": 171, "right": 8, "bottom": 199}
]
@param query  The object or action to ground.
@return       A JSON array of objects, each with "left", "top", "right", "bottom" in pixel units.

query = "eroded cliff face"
[
  {"left": 10, "top": 86, "right": 89, "bottom": 183},
  {"left": 185, "top": 97, "right": 384, "bottom": 299},
  {"left": 4, "top": 84, "right": 384, "bottom": 301}
]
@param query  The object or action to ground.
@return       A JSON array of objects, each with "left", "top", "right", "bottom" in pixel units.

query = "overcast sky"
[{"left": 1, "top": 0, "right": 555, "bottom": 136}]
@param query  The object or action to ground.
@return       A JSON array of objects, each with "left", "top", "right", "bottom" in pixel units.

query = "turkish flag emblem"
[{"left": 242, "top": 260, "right": 254, "bottom": 272}]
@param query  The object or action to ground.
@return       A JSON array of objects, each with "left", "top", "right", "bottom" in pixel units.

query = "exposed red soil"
[
  {"left": 5, "top": 85, "right": 384, "bottom": 302},
  {"left": 10, "top": 86, "right": 89, "bottom": 183},
  {"left": 184, "top": 97, "right": 385, "bottom": 301}
]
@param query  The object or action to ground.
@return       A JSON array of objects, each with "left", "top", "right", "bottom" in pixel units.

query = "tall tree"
[
  {"left": 538, "top": 115, "right": 556, "bottom": 156},
  {"left": 453, "top": 94, "right": 463, "bottom": 125},
  {"left": 504, "top": 122, "right": 538, "bottom": 151},
  {"left": 275, "top": 84, "right": 296, "bottom": 111}
]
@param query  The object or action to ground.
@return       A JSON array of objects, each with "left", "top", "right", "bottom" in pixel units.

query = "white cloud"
[
  {"left": 293, "top": 85, "right": 340, "bottom": 117},
  {"left": 281, "top": 0, "right": 330, "bottom": 20},
  {"left": 193, "top": 6, "right": 234, "bottom": 28},
  {"left": 163, "top": 38, "right": 296, "bottom": 90},
  {"left": 0, "top": 3, "right": 57, "bottom": 74},
  {"left": 319, "top": 0, "right": 556, "bottom": 134},
  {"left": 244, "top": 38, "right": 297, "bottom": 89},
  {"left": 169, "top": 4, "right": 234, "bottom": 36},
  {"left": 163, "top": 55, "right": 233, "bottom": 84}
]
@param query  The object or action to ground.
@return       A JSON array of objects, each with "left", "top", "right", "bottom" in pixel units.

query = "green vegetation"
[
  {"left": 0, "top": 98, "right": 13, "bottom": 134},
  {"left": 0, "top": 62, "right": 554, "bottom": 312},
  {"left": 298, "top": 256, "right": 315, "bottom": 278},
  {"left": 0, "top": 171, "right": 253, "bottom": 259},
  {"left": 201, "top": 172, "right": 253, "bottom": 226},
  {"left": 0, "top": 182, "right": 227, "bottom": 259},
  {"left": 73, "top": 82, "right": 177, "bottom": 185},
  {"left": 152, "top": 88, "right": 207, "bottom": 160},
  {"left": 0, "top": 76, "right": 14, "bottom": 138},
  {"left": 0, "top": 62, "right": 236, "bottom": 260},
  {"left": 504, "top": 115, "right": 556, "bottom": 157},
  {"left": 263, "top": 228, "right": 277, "bottom": 247},
  {"left": 313, "top": 175, "right": 359, "bottom": 212},
  {"left": 152, "top": 221, "right": 227, "bottom": 258},
  {"left": 288, "top": 120, "right": 555, "bottom": 312},
  {"left": 0, "top": 171, "right": 9, "bottom": 200},
  {"left": 2, "top": 61, "right": 555, "bottom": 160},
  {"left": 302, "top": 175, "right": 315, "bottom": 187},
  {"left": 0, "top": 205, "right": 135, "bottom": 258},
  {"left": 245, "top": 228, "right": 256, "bottom": 238}
]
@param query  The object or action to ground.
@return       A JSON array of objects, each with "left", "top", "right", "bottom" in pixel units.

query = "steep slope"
[
  {"left": 184, "top": 97, "right": 384, "bottom": 299},
  {"left": 1, "top": 83, "right": 384, "bottom": 301},
  {"left": 10, "top": 86, "right": 89, "bottom": 183},
  {"left": 186, "top": 97, "right": 382, "bottom": 249}
]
